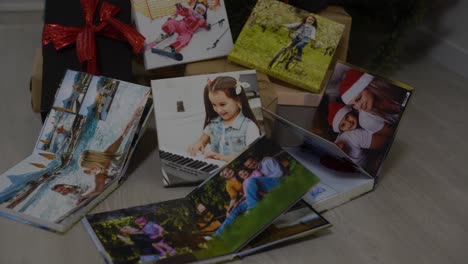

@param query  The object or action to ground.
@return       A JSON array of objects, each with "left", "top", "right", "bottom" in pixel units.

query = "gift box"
[
  {"left": 30, "top": 48, "right": 42, "bottom": 113},
  {"left": 41, "top": 0, "right": 141, "bottom": 121}
]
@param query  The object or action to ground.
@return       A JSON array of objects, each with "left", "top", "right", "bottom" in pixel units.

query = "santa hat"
[
  {"left": 328, "top": 102, "right": 353, "bottom": 133},
  {"left": 339, "top": 69, "right": 374, "bottom": 104}
]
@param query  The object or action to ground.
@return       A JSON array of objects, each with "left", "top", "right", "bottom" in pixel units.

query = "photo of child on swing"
[
  {"left": 131, "top": 0, "right": 233, "bottom": 69},
  {"left": 311, "top": 62, "right": 413, "bottom": 177},
  {"left": 228, "top": 0, "right": 345, "bottom": 93}
]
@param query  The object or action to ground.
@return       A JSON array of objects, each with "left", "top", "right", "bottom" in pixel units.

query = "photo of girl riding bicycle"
[
  {"left": 269, "top": 15, "right": 317, "bottom": 70},
  {"left": 228, "top": 0, "right": 344, "bottom": 93}
]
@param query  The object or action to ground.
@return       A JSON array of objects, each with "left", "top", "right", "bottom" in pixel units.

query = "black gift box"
[{"left": 41, "top": 0, "right": 134, "bottom": 121}]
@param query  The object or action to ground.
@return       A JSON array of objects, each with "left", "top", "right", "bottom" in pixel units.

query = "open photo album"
[
  {"left": 0, "top": 70, "right": 153, "bottom": 232},
  {"left": 83, "top": 136, "right": 330, "bottom": 264},
  {"left": 131, "top": 0, "right": 234, "bottom": 70},
  {"left": 152, "top": 70, "right": 264, "bottom": 186}
]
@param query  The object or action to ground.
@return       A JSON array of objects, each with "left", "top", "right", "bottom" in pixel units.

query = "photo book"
[
  {"left": 151, "top": 70, "right": 265, "bottom": 186},
  {"left": 131, "top": 0, "right": 234, "bottom": 70},
  {"left": 0, "top": 70, "right": 152, "bottom": 232},
  {"left": 263, "top": 61, "right": 414, "bottom": 211},
  {"left": 228, "top": 0, "right": 345, "bottom": 93},
  {"left": 83, "top": 136, "right": 330, "bottom": 264}
]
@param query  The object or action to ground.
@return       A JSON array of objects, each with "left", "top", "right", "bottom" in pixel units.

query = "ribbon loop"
[{"left": 43, "top": 0, "right": 145, "bottom": 74}]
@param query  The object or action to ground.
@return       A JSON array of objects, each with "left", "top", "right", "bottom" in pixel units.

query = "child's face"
[
  {"left": 244, "top": 158, "right": 258, "bottom": 170},
  {"left": 306, "top": 16, "right": 315, "bottom": 25},
  {"left": 83, "top": 164, "right": 102, "bottom": 176},
  {"left": 238, "top": 169, "right": 250, "bottom": 180},
  {"left": 52, "top": 185, "right": 75, "bottom": 195},
  {"left": 339, "top": 112, "right": 358, "bottom": 132},
  {"left": 195, "top": 6, "right": 205, "bottom": 15},
  {"left": 208, "top": 91, "right": 240, "bottom": 122},
  {"left": 221, "top": 168, "right": 235, "bottom": 179},
  {"left": 351, "top": 89, "right": 375, "bottom": 112}
]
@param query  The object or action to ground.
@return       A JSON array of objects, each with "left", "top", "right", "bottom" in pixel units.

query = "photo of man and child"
[{"left": 312, "top": 62, "right": 413, "bottom": 176}]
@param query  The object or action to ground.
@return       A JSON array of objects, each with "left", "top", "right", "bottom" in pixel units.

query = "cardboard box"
[
  {"left": 30, "top": 48, "right": 42, "bottom": 113},
  {"left": 271, "top": 5, "right": 352, "bottom": 107}
]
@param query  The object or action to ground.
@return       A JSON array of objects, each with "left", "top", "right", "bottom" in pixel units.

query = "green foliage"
[
  {"left": 193, "top": 163, "right": 320, "bottom": 259},
  {"left": 188, "top": 174, "right": 230, "bottom": 216},
  {"left": 90, "top": 201, "right": 202, "bottom": 263},
  {"left": 92, "top": 217, "right": 140, "bottom": 263}
]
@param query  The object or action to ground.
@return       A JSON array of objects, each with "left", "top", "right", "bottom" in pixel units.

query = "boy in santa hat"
[
  {"left": 339, "top": 68, "right": 407, "bottom": 125},
  {"left": 328, "top": 102, "right": 389, "bottom": 166},
  {"left": 145, "top": 2, "right": 211, "bottom": 53}
]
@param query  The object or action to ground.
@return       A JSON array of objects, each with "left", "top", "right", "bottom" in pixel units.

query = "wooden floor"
[{"left": 1, "top": 11, "right": 467, "bottom": 264}]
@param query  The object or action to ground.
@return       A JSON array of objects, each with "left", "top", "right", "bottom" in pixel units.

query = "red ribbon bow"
[{"left": 43, "top": 0, "right": 145, "bottom": 74}]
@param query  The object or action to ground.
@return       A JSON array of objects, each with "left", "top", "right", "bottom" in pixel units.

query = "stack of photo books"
[
  {"left": 82, "top": 59, "right": 412, "bottom": 263},
  {"left": 0, "top": 70, "right": 152, "bottom": 232}
]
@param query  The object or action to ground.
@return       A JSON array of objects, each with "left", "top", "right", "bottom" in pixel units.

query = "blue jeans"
[
  {"left": 245, "top": 177, "right": 282, "bottom": 210},
  {"left": 295, "top": 40, "right": 309, "bottom": 58},
  {"left": 214, "top": 201, "right": 248, "bottom": 237}
]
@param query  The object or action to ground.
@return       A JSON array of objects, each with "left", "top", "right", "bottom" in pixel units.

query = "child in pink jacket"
[{"left": 146, "top": 2, "right": 211, "bottom": 53}]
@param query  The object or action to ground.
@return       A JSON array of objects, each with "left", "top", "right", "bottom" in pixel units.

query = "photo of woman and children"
[
  {"left": 312, "top": 62, "right": 413, "bottom": 176},
  {"left": 185, "top": 137, "right": 321, "bottom": 258},
  {"left": 209, "top": 154, "right": 286, "bottom": 238}
]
